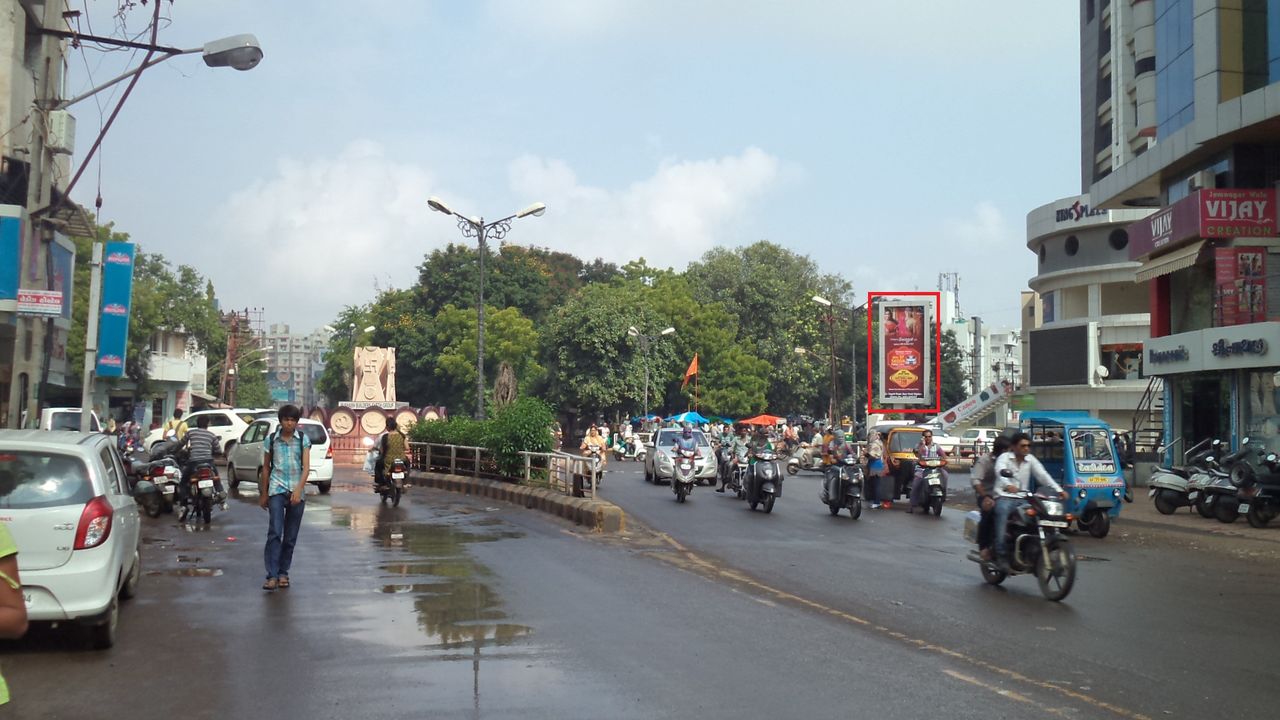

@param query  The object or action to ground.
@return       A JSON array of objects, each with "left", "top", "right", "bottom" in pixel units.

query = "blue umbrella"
[{"left": 669, "top": 411, "right": 710, "bottom": 424}]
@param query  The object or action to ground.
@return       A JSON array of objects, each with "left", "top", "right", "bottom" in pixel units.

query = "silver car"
[
  {"left": 644, "top": 428, "right": 716, "bottom": 484},
  {"left": 1, "top": 430, "right": 142, "bottom": 649}
]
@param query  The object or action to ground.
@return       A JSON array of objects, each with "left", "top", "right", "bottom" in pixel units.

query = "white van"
[{"left": 39, "top": 407, "right": 102, "bottom": 432}]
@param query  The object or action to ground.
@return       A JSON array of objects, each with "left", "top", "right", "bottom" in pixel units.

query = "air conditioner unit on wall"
[
  {"left": 1187, "top": 169, "right": 1215, "bottom": 193},
  {"left": 46, "top": 110, "right": 75, "bottom": 155}
]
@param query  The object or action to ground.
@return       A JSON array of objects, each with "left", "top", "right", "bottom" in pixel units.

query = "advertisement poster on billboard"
[
  {"left": 872, "top": 293, "right": 938, "bottom": 410},
  {"left": 1214, "top": 246, "right": 1267, "bottom": 326},
  {"left": 95, "top": 242, "right": 136, "bottom": 378},
  {"left": 269, "top": 371, "right": 296, "bottom": 403},
  {"left": 1100, "top": 343, "right": 1144, "bottom": 380}
]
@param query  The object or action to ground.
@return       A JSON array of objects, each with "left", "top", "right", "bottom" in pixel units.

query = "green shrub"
[
  {"left": 409, "top": 416, "right": 491, "bottom": 447},
  {"left": 485, "top": 398, "right": 555, "bottom": 477}
]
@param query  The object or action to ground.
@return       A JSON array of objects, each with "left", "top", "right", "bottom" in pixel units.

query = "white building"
[
  {"left": 264, "top": 323, "right": 330, "bottom": 407},
  {"left": 938, "top": 290, "right": 1023, "bottom": 395}
]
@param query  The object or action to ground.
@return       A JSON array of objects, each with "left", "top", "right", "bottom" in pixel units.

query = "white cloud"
[
  {"left": 943, "top": 201, "right": 1016, "bottom": 248},
  {"left": 203, "top": 142, "right": 780, "bottom": 329},
  {"left": 507, "top": 147, "right": 780, "bottom": 267}
]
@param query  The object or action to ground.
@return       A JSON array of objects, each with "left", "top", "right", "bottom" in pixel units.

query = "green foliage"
[
  {"left": 433, "top": 303, "right": 543, "bottom": 413},
  {"left": 315, "top": 305, "right": 372, "bottom": 406},
  {"left": 484, "top": 397, "right": 555, "bottom": 476},
  {"left": 409, "top": 416, "right": 492, "bottom": 446}
]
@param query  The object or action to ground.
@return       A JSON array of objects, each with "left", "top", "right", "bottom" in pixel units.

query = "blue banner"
[
  {"left": 96, "top": 242, "right": 135, "bottom": 378},
  {"left": 51, "top": 239, "right": 74, "bottom": 319},
  {"left": 0, "top": 210, "right": 20, "bottom": 301}
]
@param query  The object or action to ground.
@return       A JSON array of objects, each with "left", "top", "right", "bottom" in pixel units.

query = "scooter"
[
  {"left": 744, "top": 448, "right": 783, "bottom": 513},
  {"left": 1204, "top": 439, "right": 1259, "bottom": 524},
  {"left": 822, "top": 455, "right": 862, "bottom": 519},
  {"left": 786, "top": 442, "right": 824, "bottom": 476},
  {"left": 377, "top": 457, "right": 406, "bottom": 507},
  {"left": 181, "top": 462, "right": 226, "bottom": 525},
  {"left": 671, "top": 448, "right": 699, "bottom": 503},
  {"left": 1230, "top": 447, "right": 1280, "bottom": 528},
  {"left": 1148, "top": 438, "right": 1219, "bottom": 515},
  {"left": 911, "top": 458, "right": 947, "bottom": 516},
  {"left": 964, "top": 488, "right": 1077, "bottom": 602},
  {"left": 583, "top": 445, "right": 605, "bottom": 487}
]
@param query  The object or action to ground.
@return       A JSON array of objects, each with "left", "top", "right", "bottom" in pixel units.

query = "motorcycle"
[
  {"left": 744, "top": 448, "right": 783, "bottom": 513},
  {"left": 1205, "top": 438, "right": 1260, "bottom": 524},
  {"left": 671, "top": 448, "right": 699, "bottom": 503},
  {"left": 1148, "top": 438, "right": 1219, "bottom": 515},
  {"left": 377, "top": 457, "right": 407, "bottom": 507},
  {"left": 181, "top": 462, "right": 225, "bottom": 525},
  {"left": 786, "top": 442, "right": 824, "bottom": 476},
  {"left": 1230, "top": 446, "right": 1280, "bottom": 528},
  {"left": 912, "top": 458, "right": 947, "bottom": 516},
  {"left": 965, "top": 489, "right": 1077, "bottom": 601},
  {"left": 822, "top": 455, "right": 862, "bottom": 519},
  {"left": 612, "top": 435, "right": 644, "bottom": 462},
  {"left": 137, "top": 439, "right": 184, "bottom": 517}
]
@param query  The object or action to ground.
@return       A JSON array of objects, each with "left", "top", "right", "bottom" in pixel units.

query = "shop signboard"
[
  {"left": 1129, "top": 188, "right": 1279, "bottom": 261},
  {"left": 95, "top": 242, "right": 135, "bottom": 378},
  {"left": 15, "top": 289, "right": 63, "bottom": 317},
  {"left": 1145, "top": 323, "right": 1280, "bottom": 374},
  {"left": 1145, "top": 333, "right": 1201, "bottom": 374},
  {"left": 1214, "top": 247, "right": 1267, "bottom": 326},
  {"left": 875, "top": 297, "right": 934, "bottom": 407}
]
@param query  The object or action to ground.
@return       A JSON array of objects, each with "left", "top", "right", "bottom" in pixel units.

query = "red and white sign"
[
  {"left": 16, "top": 289, "right": 63, "bottom": 317},
  {"left": 1129, "top": 188, "right": 1279, "bottom": 260}
]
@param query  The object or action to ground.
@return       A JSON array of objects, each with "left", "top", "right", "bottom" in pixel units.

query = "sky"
[{"left": 64, "top": 1, "right": 1082, "bottom": 333}]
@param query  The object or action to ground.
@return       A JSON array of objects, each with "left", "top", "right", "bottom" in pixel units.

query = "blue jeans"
[
  {"left": 992, "top": 496, "right": 1023, "bottom": 561},
  {"left": 264, "top": 493, "right": 305, "bottom": 579}
]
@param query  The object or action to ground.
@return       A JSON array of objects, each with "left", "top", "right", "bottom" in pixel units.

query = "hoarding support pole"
[{"left": 79, "top": 243, "right": 103, "bottom": 432}]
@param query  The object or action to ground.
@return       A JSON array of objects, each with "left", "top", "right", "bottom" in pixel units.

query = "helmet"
[
  {"left": 682, "top": 423, "right": 693, "bottom": 437},
  {"left": 834, "top": 428, "right": 845, "bottom": 441}
]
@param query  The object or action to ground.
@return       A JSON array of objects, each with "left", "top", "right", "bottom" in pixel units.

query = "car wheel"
[
  {"left": 227, "top": 463, "right": 241, "bottom": 490},
  {"left": 318, "top": 481, "right": 332, "bottom": 494},
  {"left": 89, "top": 596, "right": 119, "bottom": 650},
  {"left": 120, "top": 552, "right": 141, "bottom": 600}
]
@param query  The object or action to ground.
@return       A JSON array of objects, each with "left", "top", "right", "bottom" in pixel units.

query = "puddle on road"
[
  {"left": 146, "top": 567, "right": 224, "bottom": 577},
  {"left": 329, "top": 504, "right": 534, "bottom": 658}
]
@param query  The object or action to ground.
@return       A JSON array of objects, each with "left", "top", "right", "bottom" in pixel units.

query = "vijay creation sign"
[
  {"left": 1129, "top": 188, "right": 1278, "bottom": 261},
  {"left": 875, "top": 296, "right": 935, "bottom": 408}
]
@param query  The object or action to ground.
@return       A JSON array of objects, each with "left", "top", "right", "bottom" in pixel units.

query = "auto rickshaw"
[{"left": 1019, "top": 411, "right": 1126, "bottom": 539}]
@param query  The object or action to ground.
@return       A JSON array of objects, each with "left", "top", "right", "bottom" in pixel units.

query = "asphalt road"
[
  {"left": 2, "top": 465, "right": 1276, "bottom": 719},
  {"left": 597, "top": 461, "right": 1280, "bottom": 720}
]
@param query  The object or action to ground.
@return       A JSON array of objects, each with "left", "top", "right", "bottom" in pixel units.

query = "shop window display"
[{"left": 1244, "top": 370, "right": 1280, "bottom": 453}]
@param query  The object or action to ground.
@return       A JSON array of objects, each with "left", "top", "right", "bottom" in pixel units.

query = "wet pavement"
[{"left": 4, "top": 465, "right": 1277, "bottom": 719}]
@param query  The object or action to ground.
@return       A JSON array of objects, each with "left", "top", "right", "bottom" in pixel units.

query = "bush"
[
  {"left": 486, "top": 398, "right": 556, "bottom": 477},
  {"left": 409, "top": 416, "right": 491, "bottom": 447}
]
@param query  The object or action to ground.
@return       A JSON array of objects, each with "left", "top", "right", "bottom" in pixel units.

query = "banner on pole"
[
  {"left": 871, "top": 293, "right": 938, "bottom": 411},
  {"left": 95, "top": 242, "right": 135, "bottom": 378}
]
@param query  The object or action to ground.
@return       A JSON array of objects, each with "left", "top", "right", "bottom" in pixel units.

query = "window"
[
  {"left": 1155, "top": 0, "right": 1195, "bottom": 138},
  {"left": 1065, "top": 236, "right": 1080, "bottom": 256},
  {"left": 1039, "top": 244, "right": 1046, "bottom": 264},
  {"left": 1243, "top": 370, "right": 1280, "bottom": 454},
  {"left": 1135, "top": 56, "right": 1156, "bottom": 75},
  {"left": 204, "top": 413, "right": 232, "bottom": 428},
  {"left": 0, "top": 452, "right": 93, "bottom": 508},
  {"left": 100, "top": 447, "right": 122, "bottom": 495},
  {"left": 1108, "top": 228, "right": 1129, "bottom": 250},
  {"left": 1069, "top": 429, "right": 1117, "bottom": 473}
]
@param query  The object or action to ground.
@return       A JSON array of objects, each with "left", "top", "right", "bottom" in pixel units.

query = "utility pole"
[
  {"left": 970, "top": 315, "right": 983, "bottom": 395},
  {"left": 78, "top": 244, "right": 103, "bottom": 431}
]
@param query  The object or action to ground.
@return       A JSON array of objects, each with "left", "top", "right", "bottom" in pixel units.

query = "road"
[{"left": 1, "top": 465, "right": 1276, "bottom": 719}]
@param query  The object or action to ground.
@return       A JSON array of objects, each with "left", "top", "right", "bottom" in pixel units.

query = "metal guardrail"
[{"left": 407, "top": 442, "right": 600, "bottom": 497}]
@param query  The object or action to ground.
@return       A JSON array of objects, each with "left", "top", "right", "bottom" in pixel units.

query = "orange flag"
[{"left": 682, "top": 353, "right": 699, "bottom": 388}]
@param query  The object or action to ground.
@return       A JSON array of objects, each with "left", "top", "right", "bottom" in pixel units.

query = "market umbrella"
[
  {"left": 669, "top": 411, "right": 710, "bottom": 424},
  {"left": 738, "top": 414, "right": 784, "bottom": 426}
]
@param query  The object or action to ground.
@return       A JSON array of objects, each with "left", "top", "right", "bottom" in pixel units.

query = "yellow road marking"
[
  {"left": 645, "top": 530, "right": 1151, "bottom": 720},
  {"left": 943, "top": 669, "right": 1069, "bottom": 716}
]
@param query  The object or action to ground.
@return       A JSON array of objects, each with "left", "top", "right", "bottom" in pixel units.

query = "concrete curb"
[{"left": 409, "top": 471, "right": 625, "bottom": 534}]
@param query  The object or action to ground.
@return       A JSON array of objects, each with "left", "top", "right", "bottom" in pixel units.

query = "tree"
[
  {"left": 366, "top": 289, "right": 437, "bottom": 406},
  {"left": 315, "top": 305, "right": 372, "bottom": 406},
  {"left": 433, "top": 304, "right": 543, "bottom": 414},
  {"left": 939, "top": 329, "right": 967, "bottom": 409}
]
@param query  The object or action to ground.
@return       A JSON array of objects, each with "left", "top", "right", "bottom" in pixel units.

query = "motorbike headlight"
[{"left": 1040, "top": 500, "right": 1065, "bottom": 517}]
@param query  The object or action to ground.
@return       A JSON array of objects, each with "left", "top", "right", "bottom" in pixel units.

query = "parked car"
[
  {"left": 959, "top": 427, "right": 1003, "bottom": 457},
  {"left": 39, "top": 407, "right": 101, "bottom": 432},
  {"left": 0, "top": 430, "right": 142, "bottom": 649},
  {"left": 143, "top": 409, "right": 249, "bottom": 455},
  {"left": 643, "top": 428, "right": 717, "bottom": 484},
  {"left": 224, "top": 418, "right": 334, "bottom": 494}
]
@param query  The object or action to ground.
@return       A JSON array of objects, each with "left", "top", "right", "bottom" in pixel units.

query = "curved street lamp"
[{"left": 427, "top": 197, "right": 546, "bottom": 419}]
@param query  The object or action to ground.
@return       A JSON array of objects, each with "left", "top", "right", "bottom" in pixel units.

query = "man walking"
[{"left": 259, "top": 405, "right": 311, "bottom": 591}]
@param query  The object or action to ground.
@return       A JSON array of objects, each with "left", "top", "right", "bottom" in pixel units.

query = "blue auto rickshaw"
[{"left": 1019, "top": 411, "right": 1126, "bottom": 539}]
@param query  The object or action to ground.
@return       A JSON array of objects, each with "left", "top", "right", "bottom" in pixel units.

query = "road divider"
[{"left": 409, "top": 471, "right": 626, "bottom": 534}]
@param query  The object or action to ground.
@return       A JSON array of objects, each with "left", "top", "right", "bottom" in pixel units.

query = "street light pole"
[
  {"left": 428, "top": 198, "right": 545, "bottom": 419},
  {"left": 628, "top": 326, "right": 675, "bottom": 421}
]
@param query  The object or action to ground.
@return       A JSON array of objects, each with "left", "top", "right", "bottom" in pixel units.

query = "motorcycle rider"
[
  {"left": 376, "top": 417, "right": 409, "bottom": 489},
  {"left": 992, "top": 432, "right": 1066, "bottom": 571},
  {"left": 908, "top": 429, "right": 948, "bottom": 514},
  {"left": 580, "top": 427, "right": 609, "bottom": 471},
  {"left": 717, "top": 426, "right": 751, "bottom": 493},
  {"left": 177, "top": 413, "right": 225, "bottom": 511},
  {"left": 822, "top": 427, "right": 855, "bottom": 504},
  {"left": 969, "top": 435, "right": 1012, "bottom": 562},
  {"left": 672, "top": 422, "right": 699, "bottom": 457}
]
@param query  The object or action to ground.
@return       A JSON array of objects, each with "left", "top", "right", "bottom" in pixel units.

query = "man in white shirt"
[{"left": 991, "top": 432, "right": 1065, "bottom": 569}]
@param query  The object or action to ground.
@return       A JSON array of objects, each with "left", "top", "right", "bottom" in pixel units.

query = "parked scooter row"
[
  {"left": 1148, "top": 436, "right": 1280, "bottom": 527},
  {"left": 127, "top": 435, "right": 226, "bottom": 524}
]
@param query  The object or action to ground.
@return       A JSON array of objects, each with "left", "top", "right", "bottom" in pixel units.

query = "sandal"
[
  {"left": 263, "top": 578, "right": 278, "bottom": 591},
  {"left": 278, "top": 576, "right": 290, "bottom": 589}
]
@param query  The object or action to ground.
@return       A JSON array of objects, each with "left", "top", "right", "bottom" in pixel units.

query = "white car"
[
  {"left": 0, "top": 430, "right": 142, "bottom": 649},
  {"left": 643, "top": 428, "right": 717, "bottom": 484},
  {"left": 225, "top": 418, "right": 334, "bottom": 494},
  {"left": 39, "top": 407, "right": 102, "bottom": 432},
  {"left": 143, "top": 409, "right": 249, "bottom": 455},
  {"left": 959, "top": 427, "right": 1003, "bottom": 457}
]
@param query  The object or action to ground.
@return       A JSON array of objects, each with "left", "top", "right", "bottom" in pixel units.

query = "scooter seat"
[{"left": 1157, "top": 466, "right": 1193, "bottom": 479}]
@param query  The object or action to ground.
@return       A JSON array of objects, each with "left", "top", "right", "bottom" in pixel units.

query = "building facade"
[
  {"left": 263, "top": 324, "right": 330, "bottom": 408},
  {"left": 1084, "top": 0, "right": 1280, "bottom": 455},
  {"left": 1024, "top": 194, "right": 1154, "bottom": 432}
]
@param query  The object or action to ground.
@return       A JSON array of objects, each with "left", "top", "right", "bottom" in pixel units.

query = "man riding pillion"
[
  {"left": 822, "top": 428, "right": 854, "bottom": 503},
  {"left": 717, "top": 426, "right": 751, "bottom": 493},
  {"left": 992, "top": 432, "right": 1066, "bottom": 572},
  {"left": 177, "top": 413, "right": 226, "bottom": 512},
  {"left": 908, "top": 429, "right": 948, "bottom": 513}
]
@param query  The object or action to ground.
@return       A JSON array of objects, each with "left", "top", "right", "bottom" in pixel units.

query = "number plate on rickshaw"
[
  {"left": 392, "top": 472, "right": 405, "bottom": 480},
  {"left": 1239, "top": 503, "right": 1251, "bottom": 514},
  {"left": 1040, "top": 520, "right": 1068, "bottom": 528},
  {"left": 197, "top": 479, "right": 214, "bottom": 489}
]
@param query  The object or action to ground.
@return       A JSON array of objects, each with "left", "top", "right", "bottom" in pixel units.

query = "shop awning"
[{"left": 1135, "top": 240, "right": 1207, "bottom": 283}]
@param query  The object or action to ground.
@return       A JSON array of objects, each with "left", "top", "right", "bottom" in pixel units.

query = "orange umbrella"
[{"left": 738, "top": 414, "right": 783, "bottom": 426}]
